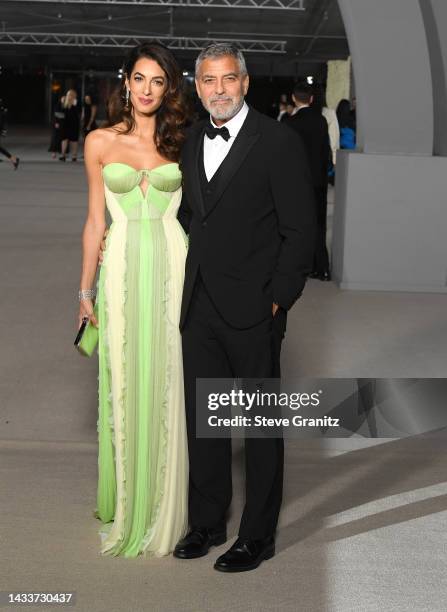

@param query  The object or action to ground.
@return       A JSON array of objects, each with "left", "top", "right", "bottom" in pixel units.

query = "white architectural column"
[
  {"left": 326, "top": 58, "right": 351, "bottom": 110},
  {"left": 332, "top": 0, "right": 447, "bottom": 293},
  {"left": 420, "top": 0, "right": 447, "bottom": 156}
]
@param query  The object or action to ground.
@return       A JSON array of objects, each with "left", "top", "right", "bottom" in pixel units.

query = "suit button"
[
  {"left": 206, "top": 189, "right": 212, "bottom": 195},
  {"left": 202, "top": 221, "right": 207, "bottom": 228}
]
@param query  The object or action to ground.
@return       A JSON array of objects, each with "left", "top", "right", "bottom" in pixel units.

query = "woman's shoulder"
[
  {"left": 84, "top": 127, "right": 115, "bottom": 162},
  {"left": 85, "top": 125, "right": 121, "bottom": 147},
  {"left": 85, "top": 123, "right": 131, "bottom": 162}
]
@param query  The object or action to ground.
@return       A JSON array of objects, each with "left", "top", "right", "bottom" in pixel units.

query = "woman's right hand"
[{"left": 78, "top": 298, "right": 98, "bottom": 330}]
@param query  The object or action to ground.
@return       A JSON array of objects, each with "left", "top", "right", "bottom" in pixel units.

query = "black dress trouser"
[
  {"left": 313, "top": 184, "right": 330, "bottom": 274},
  {"left": 181, "top": 271, "right": 286, "bottom": 540}
]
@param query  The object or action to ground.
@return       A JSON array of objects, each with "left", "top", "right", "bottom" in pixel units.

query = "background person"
[
  {"left": 337, "top": 98, "right": 356, "bottom": 150},
  {"left": 82, "top": 92, "right": 98, "bottom": 136},
  {"left": 288, "top": 82, "right": 331, "bottom": 281},
  {"left": 311, "top": 86, "right": 339, "bottom": 184},
  {"left": 0, "top": 98, "right": 20, "bottom": 170},
  {"left": 60, "top": 89, "right": 80, "bottom": 162},
  {"left": 48, "top": 94, "right": 65, "bottom": 159}
]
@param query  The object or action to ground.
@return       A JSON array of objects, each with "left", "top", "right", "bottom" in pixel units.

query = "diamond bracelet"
[{"left": 79, "top": 289, "right": 96, "bottom": 301}]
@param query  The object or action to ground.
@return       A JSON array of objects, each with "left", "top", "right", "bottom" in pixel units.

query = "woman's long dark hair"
[
  {"left": 336, "top": 99, "right": 355, "bottom": 130},
  {"left": 106, "top": 42, "right": 188, "bottom": 162}
]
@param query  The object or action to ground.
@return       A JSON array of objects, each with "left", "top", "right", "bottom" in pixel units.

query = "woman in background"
[
  {"left": 337, "top": 98, "right": 356, "bottom": 151},
  {"left": 60, "top": 89, "right": 80, "bottom": 161}
]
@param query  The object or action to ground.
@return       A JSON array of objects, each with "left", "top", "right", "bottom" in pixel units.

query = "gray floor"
[{"left": 1, "top": 130, "right": 447, "bottom": 611}]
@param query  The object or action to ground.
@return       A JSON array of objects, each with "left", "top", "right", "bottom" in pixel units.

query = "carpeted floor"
[
  {"left": 1, "top": 134, "right": 447, "bottom": 611},
  {"left": 1, "top": 435, "right": 447, "bottom": 612}
]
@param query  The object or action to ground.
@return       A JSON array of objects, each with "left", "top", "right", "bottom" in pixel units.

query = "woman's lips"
[{"left": 138, "top": 97, "right": 153, "bottom": 106}]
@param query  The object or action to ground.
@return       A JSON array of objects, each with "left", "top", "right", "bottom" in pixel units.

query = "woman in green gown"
[{"left": 78, "top": 42, "right": 189, "bottom": 557}]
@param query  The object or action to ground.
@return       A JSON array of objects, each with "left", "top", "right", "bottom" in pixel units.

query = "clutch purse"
[{"left": 74, "top": 303, "right": 99, "bottom": 357}]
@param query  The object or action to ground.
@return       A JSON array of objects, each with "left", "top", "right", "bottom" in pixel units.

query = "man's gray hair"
[{"left": 195, "top": 43, "right": 248, "bottom": 77}]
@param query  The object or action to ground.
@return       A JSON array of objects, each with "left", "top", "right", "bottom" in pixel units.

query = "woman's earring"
[{"left": 124, "top": 88, "right": 130, "bottom": 110}]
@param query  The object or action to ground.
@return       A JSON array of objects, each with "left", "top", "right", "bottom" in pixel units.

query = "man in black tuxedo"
[
  {"left": 173, "top": 43, "right": 316, "bottom": 572},
  {"left": 287, "top": 82, "right": 331, "bottom": 281}
]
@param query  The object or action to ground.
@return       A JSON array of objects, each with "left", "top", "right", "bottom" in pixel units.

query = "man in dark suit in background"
[
  {"left": 288, "top": 82, "right": 331, "bottom": 281},
  {"left": 174, "top": 43, "right": 316, "bottom": 572}
]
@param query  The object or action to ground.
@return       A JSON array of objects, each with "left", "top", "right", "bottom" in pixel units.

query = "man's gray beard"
[{"left": 205, "top": 95, "right": 245, "bottom": 122}]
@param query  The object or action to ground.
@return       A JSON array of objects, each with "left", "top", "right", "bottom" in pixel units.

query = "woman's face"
[
  {"left": 67, "top": 90, "right": 76, "bottom": 104},
  {"left": 125, "top": 57, "right": 168, "bottom": 115}
]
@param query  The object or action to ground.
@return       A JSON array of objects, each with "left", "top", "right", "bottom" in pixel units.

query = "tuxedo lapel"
[
  {"left": 185, "top": 123, "right": 206, "bottom": 217},
  {"left": 203, "top": 108, "right": 260, "bottom": 220}
]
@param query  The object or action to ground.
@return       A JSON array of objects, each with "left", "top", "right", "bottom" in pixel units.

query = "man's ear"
[
  {"left": 194, "top": 79, "right": 201, "bottom": 99},
  {"left": 243, "top": 74, "right": 250, "bottom": 96}
]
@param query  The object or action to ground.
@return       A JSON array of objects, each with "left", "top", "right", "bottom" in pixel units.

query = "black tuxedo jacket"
[
  {"left": 177, "top": 106, "right": 316, "bottom": 330},
  {"left": 287, "top": 107, "right": 330, "bottom": 190}
]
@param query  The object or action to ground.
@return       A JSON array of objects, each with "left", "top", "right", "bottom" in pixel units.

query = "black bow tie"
[{"left": 205, "top": 124, "right": 231, "bottom": 141}]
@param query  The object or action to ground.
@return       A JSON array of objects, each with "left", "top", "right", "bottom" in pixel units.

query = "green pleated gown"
[{"left": 94, "top": 162, "right": 189, "bottom": 557}]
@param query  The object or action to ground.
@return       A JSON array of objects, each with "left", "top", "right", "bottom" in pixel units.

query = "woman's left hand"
[{"left": 78, "top": 298, "right": 98, "bottom": 330}]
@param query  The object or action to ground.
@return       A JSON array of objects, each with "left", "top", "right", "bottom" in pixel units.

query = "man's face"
[{"left": 195, "top": 55, "right": 249, "bottom": 123}]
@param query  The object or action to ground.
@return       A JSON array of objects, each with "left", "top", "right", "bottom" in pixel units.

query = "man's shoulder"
[{"left": 312, "top": 109, "right": 330, "bottom": 128}]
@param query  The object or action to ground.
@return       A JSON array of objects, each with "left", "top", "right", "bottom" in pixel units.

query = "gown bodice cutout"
[{"left": 102, "top": 162, "right": 182, "bottom": 220}]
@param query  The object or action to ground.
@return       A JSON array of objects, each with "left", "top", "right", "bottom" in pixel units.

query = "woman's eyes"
[{"left": 133, "top": 76, "right": 164, "bottom": 86}]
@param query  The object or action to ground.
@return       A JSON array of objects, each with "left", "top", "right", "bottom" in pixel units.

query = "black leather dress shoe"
[
  {"left": 173, "top": 527, "right": 227, "bottom": 559},
  {"left": 214, "top": 536, "right": 275, "bottom": 572},
  {"left": 309, "top": 270, "right": 331, "bottom": 281}
]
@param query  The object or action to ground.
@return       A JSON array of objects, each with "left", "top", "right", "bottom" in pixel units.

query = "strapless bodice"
[
  {"left": 102, "top": 162, "right": 182, "bottom": 195},
  {"left": 102, "top": 161, "right": 183, "bottom": 222}
]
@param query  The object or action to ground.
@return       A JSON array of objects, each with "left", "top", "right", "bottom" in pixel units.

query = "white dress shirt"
[{"left": 203, "top": 101, "right": 249, "bottom": 181}]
